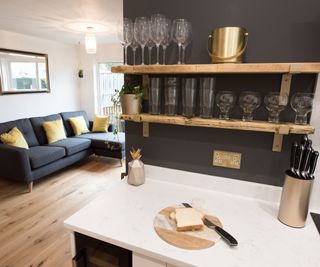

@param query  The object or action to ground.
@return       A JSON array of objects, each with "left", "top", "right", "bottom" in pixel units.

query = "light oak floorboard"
[{"left": 0, "top": 156, "right": 124, "bottom": 267}]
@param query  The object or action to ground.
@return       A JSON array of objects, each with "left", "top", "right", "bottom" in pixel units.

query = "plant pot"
[
  {"left": 128, "top": 159, "right": 145, "bottom": 186},
  {"left": 120, "top": 94, "right": 142, "bottom": 115}
]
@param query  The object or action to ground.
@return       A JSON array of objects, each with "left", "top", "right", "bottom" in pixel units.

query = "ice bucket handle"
[{"left": 207, "top": 32, "right": 249, "bottom": 60}]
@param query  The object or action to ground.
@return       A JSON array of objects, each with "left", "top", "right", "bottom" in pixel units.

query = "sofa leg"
[
  {"left": 28, "top": 181, "right": 33, "bottom": 193},
  {"left": 120, "top": 159, "right": 123, "bottom": 167}
]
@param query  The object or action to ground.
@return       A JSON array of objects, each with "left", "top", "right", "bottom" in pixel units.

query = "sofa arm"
[{"left": 0, "top": 144, "right": 33, "bottom": 182}]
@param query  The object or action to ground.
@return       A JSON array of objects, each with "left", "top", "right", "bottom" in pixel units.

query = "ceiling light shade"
[{"left": 85, "top": 31, "right": 97, "bottom": 54}]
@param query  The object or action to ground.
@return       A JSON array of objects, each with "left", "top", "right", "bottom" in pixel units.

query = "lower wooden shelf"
[{"left": 121, "top": 113, "right": 315, "bottom": 152}]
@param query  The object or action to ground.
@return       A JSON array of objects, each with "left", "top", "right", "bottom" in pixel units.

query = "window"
[{"left": 96, "top": 62, "right": 123, "bottom": 115}]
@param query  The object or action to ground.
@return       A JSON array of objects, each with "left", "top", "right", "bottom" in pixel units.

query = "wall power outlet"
[{"left": 213, "top": 150, "right": 242, "bottom": 169}]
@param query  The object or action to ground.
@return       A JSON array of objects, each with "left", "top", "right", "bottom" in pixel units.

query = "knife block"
[{"left": 278, "top": 171, "right": 313, "bottom": 228}]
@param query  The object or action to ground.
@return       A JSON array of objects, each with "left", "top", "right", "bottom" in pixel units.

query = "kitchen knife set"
[{"left": 289, "top": 135, "right": 319, "bottom": 180}]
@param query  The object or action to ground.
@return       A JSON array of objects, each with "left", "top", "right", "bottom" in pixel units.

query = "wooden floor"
[{"left": 0, "top": 156, "right": 124, "bottom": 267}]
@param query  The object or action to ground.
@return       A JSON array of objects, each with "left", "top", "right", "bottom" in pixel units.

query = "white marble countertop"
[{"left": 64, "top": 166, "right": 320, "bottom": 267}]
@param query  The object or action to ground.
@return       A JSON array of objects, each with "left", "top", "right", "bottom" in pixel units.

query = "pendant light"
[{"left": 85, "top": 27, "right": 97, "bottom": 54}]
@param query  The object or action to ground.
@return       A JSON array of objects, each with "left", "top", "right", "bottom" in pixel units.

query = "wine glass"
[
  {"left": 290, "top": 93, "right": 314, "bottom": 125},
  {"left": 264, "top": 92, "right": 288, "bottom": 123},
  {"left": 134, "top": 17, "right": 150, "bottom": 65},
  {"left": 146, "top": 40, "right": 155, "bottom": 65},
  {"left": 130, "top": 37, "right": 139, "bottom": 65},
  {"left": 150, "top": 14, "right": 166, "bottom": 65},
  {"left": 161, "top": 18, "right": 172, "bottom": 64},
  {"left": 117, "top": 18, "right": 133, "bottom": 65},
  {"left": 239, "top": 91, "right": 261, "bottom": 121},
  {"left": 181, "top": 21, "right": 192, "bottom": 64},
  {"left": 171, "top": 19, "right": 189, "bottom": 64},
  {"left": 216, "top": 91, "right": 237, "bottom": 120}
]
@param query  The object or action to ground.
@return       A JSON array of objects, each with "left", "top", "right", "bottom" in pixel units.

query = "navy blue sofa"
[{"left": 0, "top": 111, "right": 125, "bottom": 192}]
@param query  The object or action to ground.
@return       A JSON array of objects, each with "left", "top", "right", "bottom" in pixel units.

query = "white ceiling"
[{"left": 0, "top": 0, "right": 123, "bottom": 44}]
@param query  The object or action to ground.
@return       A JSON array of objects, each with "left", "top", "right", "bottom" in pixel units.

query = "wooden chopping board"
[{"left": 153, "top": 205, "right": 223, "bottom": 250}]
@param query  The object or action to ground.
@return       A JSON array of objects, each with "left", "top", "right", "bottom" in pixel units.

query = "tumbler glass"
[
  {"left": 199, "top": 77, "right": 215, "bottom": 118},
  {"left": 164, "top": 77, "right": 179, "bottom": 115},
  {"left": 149, "top": 77, "right": 162, "bottom": 114},
  {"left": 182, "top": 78, "right": 197, "bottom": 118}
]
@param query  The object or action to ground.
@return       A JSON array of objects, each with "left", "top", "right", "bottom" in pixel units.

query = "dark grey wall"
[{"left": 124, "top": 0, "right": 320, "bottom": 186}]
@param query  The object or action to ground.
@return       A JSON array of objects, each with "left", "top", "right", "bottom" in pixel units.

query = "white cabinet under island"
[{"left": 64, "top": 165, "right": 320, "bottom": 267}]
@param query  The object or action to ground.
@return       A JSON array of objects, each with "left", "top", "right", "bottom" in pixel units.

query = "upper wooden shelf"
[
  {"left": 121, "top": 113, "right": 315, "bottom": 135},
  {"left": 112, "top": 63, "right": 320, "bottom": 75}
]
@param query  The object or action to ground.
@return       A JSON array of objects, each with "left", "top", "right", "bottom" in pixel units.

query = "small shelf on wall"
[
  {"left": 112, "top": 63, "right": 320, "bottom": 74},
  {"left": 121, "top": 113, "right": 315, "bottom": 152}
]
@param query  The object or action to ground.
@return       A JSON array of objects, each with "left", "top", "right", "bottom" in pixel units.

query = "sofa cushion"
[
  {"left": 0, "top": 118, "right": 39, "bottom": 147},
  {"left": 0, "top": 127, "right": 29, "bottom": 149},
  {"left": 60, "top": 111, "right": 90, "bottom": 137},
  {"left": 30, "top": 114, "right": 64, "bottom": 145},
  {"left": 69, "top": 116, "right": 90, "bottom": 136},
  {"left": 27, "top": 146, "right": 66, "bottom": 169},
  {"left": 49, "top": 137, "right": 91, "bottom": 156},
  {"left": 78, "top": 132, "right": 125, "bottom": 151}
]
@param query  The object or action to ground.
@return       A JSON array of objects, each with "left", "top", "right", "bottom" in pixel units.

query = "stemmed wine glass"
[
  {"left": 134, "top": 17, "right": 150, "bottom": 65},
  {"left": 161, "top": 18, "right": 172, "bottom": 64},
  {"left": 150, "top": 14, "right": 166, "bottom": 65},
  {"left": 239, "top": 91, "right": 261, "bottom": 121},
  {"left": 181, "top": 21, "right": 192, "bottom": 64},
  {"left": 130, "top": 37, "right": 139, "bottom": 65},
  {"left": 264, "top": 92, "right": 288, "bottom": 123},
  {"left": 290, "top": 93, "right": 314, "bottom": 125},
  {"left": 117, "top": 18, "right": 133, "bottom": 65},
  {"left": 216, "top": 91, "right": 237, "bottom": 120},
  {"left": 146, "top": 40, "right": 155, "bottom": 65},
  {"left": 171, "top": 19, "right": 190, "bottom": 64}
]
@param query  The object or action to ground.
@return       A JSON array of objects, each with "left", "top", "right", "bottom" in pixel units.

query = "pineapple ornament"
[{"left": 128, "top": 148, "right": 145, "bottom": 186}]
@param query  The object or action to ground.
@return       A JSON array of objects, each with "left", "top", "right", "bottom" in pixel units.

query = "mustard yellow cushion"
[
  {"left": 42, "top": 119, "right": 66, "bottom": 144},
  {"left": 69, "top": 116, "right": 90, "bottom": 136},
  {"left": 0, "top": 127, "right": 29, "bottom": 149},
  {"left": 92, "top": 116, "right": 109, "bottom": 132}
]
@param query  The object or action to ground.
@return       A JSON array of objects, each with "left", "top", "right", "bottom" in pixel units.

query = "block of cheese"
[{"left": 175, "top": 208, "right": 204, "bottom": 232}]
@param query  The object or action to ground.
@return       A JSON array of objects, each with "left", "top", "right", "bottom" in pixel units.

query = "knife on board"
[{"left": 182, "top": 203, "right": 238, "bottom": 247}]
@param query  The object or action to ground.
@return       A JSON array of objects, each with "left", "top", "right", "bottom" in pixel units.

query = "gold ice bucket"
[
  {"left": 207, "top": 26, "right": 248, "bottom": 63},
  {"left": 278, "top": 171, "right": 313, "bottom": 228}
]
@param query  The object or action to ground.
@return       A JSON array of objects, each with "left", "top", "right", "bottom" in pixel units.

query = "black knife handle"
[
  {"left": 294, "top": 145, "right": 305, "bottom": 174},
  {"left": 290, "top": 142, "right": 298, "bottom": 170},
  {"left": 301, "top": 147, "right": 312, "bottom": 172},
  {"left": 307, "top": 139, "right": 312, "bottom": 149},
  {"left": 214, "top": 225, "right": 238, "bottom": 247},
  {"left": 309, "top": 151, "right": 319, "bottom": 176},
  {"left": 301, "top": 135, "right": 308, "bottom": 147}
]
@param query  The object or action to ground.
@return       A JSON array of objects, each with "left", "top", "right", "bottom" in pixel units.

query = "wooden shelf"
[
  {"left": 112, "top": 63, "right": 320, "bottom": 74},
  {"left": 121, "top": 113, "right": 315, "bottom": 135}
]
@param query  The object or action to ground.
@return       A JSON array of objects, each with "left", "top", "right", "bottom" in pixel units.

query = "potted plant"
[{"left": 112, "top": 82, "right": 143, "bottom": 115}]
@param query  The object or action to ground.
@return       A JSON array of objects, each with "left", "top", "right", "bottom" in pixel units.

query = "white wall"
[
  {"left": 310, "top": 75, "right": 320, "bottom": 212},
  {"left": 79, "top": 43, "right": 123, "bottom": 119},
  {"left": 0, "top": 30, "right": 80, "bottom": 122}
]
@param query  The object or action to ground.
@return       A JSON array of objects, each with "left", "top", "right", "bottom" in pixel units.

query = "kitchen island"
[{"left": 64, "top": 165, "right": 320, "bottom": 267}]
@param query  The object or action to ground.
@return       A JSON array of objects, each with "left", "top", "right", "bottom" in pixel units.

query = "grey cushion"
[
  {"left": 27, "top": 146, "right": 65, "bottom": 169},
  {"left": 60, "top": 111, "right": 90, "bottom": 137},
  {"left": 30, "top": 114, "right": 64, "bottom": 145},
  {"left": 0, "top": 118, "right": 39, "bottom": 147},
  {"left": 78, "top": 132, "right": 125, "bottom": 151},
  {"left": 49, "top": 137, "right": 91, "bottom": 156}
]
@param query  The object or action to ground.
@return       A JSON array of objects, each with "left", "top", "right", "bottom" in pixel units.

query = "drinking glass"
[
  {"left": 146, "top": 40, "right": 155, "bottom": 65},
  {"left": 117, "top": 18, "right": 133, "bottom": 65},
  {"left": 290, "top": 93, "right": 314, "bottom": 125},
  {"left": 134, "top": 17, "right": 150, "bottom": 65},
  {"left": 164, "top": 77, "right": 180, "bottom": 115},
  {"left": 150, "top": 14, "right": 166, "bottom": 64},
  {"left": 216, "top": 91, "right": 236, "bottom": 120},
  {"left": 264, "top": 92, "right": 288, "bottom": 123},
  {"left": 130, "top": 37, "right": 139, "bottom": 65},
  {"left": 181, "top": 21, "right": 192, "bottom": 64},
  {"left": 161, "top": 18, "right": 172, "bottom": 64},
  {"left": 239, "top": 91, "right": 261, "bottom": 121},
  {"left": 149, "top": 77, "right": 162, "bottom": 115},
  {"left": 199, "top": 77, "right": 215, "bottom": 118},
  {"left": 171, "top": 19, "right": 190, "bottom": 64},
  {"left": 182, "top": 78, "right": 197, "bottom": 118}
]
